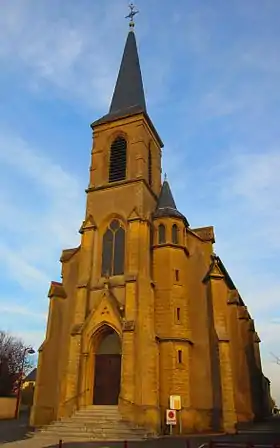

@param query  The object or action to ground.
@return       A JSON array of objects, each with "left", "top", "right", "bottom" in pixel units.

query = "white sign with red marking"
[{"left": 166, "top": 409, "right": 177, "bottom": 425}]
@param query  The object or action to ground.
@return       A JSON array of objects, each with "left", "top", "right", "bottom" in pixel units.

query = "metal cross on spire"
[{"left": 125, "top": 2, "right": 139, "bottom": 29}]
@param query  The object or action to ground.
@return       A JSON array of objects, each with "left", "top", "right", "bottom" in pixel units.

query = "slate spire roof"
[
  {"left": 91, "top": 22, "right": 163, "bottom": 148},
  {"left": 109, "top": 29, "right": 146, "bottom": 114},
  {"left": 154, "top": 180, "right": 190, "bottom": 226}
]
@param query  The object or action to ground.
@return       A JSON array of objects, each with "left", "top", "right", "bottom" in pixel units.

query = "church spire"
[
  {"left": 109, "top": 5, "right": 146, "bottom": 115},
  {"left": 91, "top": 4, "right": 163, "bottom": 149}
]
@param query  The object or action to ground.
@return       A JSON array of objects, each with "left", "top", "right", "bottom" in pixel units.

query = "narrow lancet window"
[
  {"left": 102, "top": 219, "right": 125, "bottom": 276},
  {"left": 158, "top": 224, "right": 166, "bottom": 244},
  {"left": 172, "top": 224, "right": 179, "bottom": 244},
  {"left": 109, "top": 137, "right": 127, "bottom": 183},
  {"left": 178, "top": 350, "right": 182, "bottom": 364}
]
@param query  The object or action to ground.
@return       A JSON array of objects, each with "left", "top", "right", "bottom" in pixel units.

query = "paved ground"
[
  {"left": 1, "top": 412, "right": 280, "bottom": 447},
  {"left": 0, "top": 411, "right": 33, "bottom": 445}
]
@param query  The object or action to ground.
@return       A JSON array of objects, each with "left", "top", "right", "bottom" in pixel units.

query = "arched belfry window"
[
  {"left": 172, "top": 224, "right": 179, "bottom": 244},
  {"left": 148, "top": 144, "right": 152, "bottom": 186},
  {"left": 102, "top": 219, "right": 125, "bottom": 276},
  {"left": 109, "top": 137, "right": 127, "bottom": 183},
  {"left": 158, "top": 224, "right": 166, "bottom": 244}
]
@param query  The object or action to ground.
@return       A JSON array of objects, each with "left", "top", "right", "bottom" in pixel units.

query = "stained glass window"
[{"left": 101, "top": 220, "right": 125, "bottom": 276}]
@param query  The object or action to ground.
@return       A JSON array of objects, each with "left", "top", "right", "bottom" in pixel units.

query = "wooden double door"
[{"left": 93, "top": 354, "right": 121, "bottom": 405}]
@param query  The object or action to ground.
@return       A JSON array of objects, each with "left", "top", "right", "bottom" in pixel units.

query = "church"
[{"left": 30, "top": 12, "right": 271, "bottom": 435}]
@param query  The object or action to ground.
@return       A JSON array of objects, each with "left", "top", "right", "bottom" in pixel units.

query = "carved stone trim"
[
  {"left": 125, "top": 274, "right": 137, "bottom": 283},
  {"left": 60, "top": 247, "right": 80, "bottom": 263},
  {"left": 79, "top": 214, "right": 97, "bottom": 234},
  {"left": 228, "top": 290, "right": 240, "bottom": 305},
  {"left": 48, "top": 281, "right": 67, "bottom": 299},
  {"left": 254, "top": 332, "right": 261, "bottom": 343},
  {"left": 248, "top": 319, "right": 255, "bottom": 332},
  {"left": 122, "top": 320, "right": 135, "bottom": 332},
  {"left": 191, "top": 226, "right": 215, "bottom": 243},
  {"left": 152, "top": 243, "right": 189, "bottom": 256},
  {"left": 71, "top": 323, "right": 83, "bottom": 336},
  {"left": 156, "top": 336, "right": 193, "bottom": 345},
  {"left": 238, "top": 306, "right": 249, "bottom": 321},
  {"left": 86, "top": 177, "right": 158, "bottom": 201}
]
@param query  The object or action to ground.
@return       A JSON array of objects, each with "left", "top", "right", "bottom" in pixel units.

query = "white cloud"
[
  {"left": 0, "top": 0, "right": 137, "bottom": 110},
  {"left": 0, "top": 243, "right": 49, "bottom": 292},
  {"left": 0, "top": 129, "right": 83, "bottom": 306},
  {"left": 0, "top": 305, "right": 47, "bottom": 320}
]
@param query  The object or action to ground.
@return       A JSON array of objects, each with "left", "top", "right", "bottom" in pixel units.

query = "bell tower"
[
  {"left": 86, "top": 23, "right": 163, "bottom": 225},
  {"left": 75, "top": 17, "right": 165, "bottom": 431}
]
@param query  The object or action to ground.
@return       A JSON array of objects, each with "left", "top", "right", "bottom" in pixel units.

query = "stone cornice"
[
  {"left": 227, "top": 290, "right": 240, "bottom": 305},
  {"left": 91, "top": 274, "right": 137, "bottom": 290},
  {"left": 60, "top": 246, "right": 80, "bottom": 263},
  {"left": 48, "top": 281, "right": 67, "bottom": 299},
  {"left": 155, "top": 336, "right": 193, "bottom": 345},
  {"left": 86, "top": 177, "right": 158, "bottom": 202},
  {"left": 152, "top": 243, "right": 189, "bottom": 256},
  {"left": 191, "top": 226, "right": 215, "bottom": 243}
]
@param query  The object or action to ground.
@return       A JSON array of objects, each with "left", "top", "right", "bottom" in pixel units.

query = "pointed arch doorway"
[{"left": 93, "top": 327, "right": 122, "bottom": 405}]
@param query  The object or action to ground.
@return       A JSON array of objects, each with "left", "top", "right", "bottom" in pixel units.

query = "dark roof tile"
[{"left": 153, "top": 180, "right": 189, "bottom": 226}]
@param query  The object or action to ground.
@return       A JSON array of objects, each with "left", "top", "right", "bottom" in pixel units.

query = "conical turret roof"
[{"left": 153, "top": 180, "right": 189, "bottom": 226}]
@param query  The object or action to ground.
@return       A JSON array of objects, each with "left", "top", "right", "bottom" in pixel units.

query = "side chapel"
[{"left": 30, "top": 15, "right": 270, "bottom": 434}]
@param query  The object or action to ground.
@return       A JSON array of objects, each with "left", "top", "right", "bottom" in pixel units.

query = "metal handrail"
[{"left": 62, "top": 388, "right": 90, "bottom": 406}]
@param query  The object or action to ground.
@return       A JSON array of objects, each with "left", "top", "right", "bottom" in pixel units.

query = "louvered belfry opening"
[{"left": 109, "top": 137, "right": 127, "bottom": 183}]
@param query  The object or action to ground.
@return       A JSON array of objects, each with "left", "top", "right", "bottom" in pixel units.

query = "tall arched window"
[
  {"left": 158, "top": 224, "right": 166, "bottom": 244},
  {"left": 102, "top": 219, "right": 125, "bottom": 276},
  {"left": 109, "top": 137, "right": 127, "bottom": 183},
  {"left": 172, "top": 224, "right": 179, "bottom": 244},
  {"left": 148, "top": 144, "right": 152, "bottom": 186}
]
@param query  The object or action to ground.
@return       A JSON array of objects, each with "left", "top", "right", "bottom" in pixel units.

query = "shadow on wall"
[{"left": 0, "top": 409, "right": 35, "bottom": 443}]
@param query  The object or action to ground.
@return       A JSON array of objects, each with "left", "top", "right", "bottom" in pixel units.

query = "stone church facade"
[{"left": 30, "top": 24, "right": 270, "bottom": 434}]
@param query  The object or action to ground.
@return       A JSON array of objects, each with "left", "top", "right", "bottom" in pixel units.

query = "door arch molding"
[{"left": 92, "top": 325, "right": 122, "bottom": 405}]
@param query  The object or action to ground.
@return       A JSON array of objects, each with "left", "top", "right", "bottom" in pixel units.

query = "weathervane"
[{"left": 125, "top": 2, "right": 139, "bottom": 29}]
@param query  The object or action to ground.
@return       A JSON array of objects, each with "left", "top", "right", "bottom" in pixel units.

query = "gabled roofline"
[{"left": 215, "top": 256, "right": 245, "bottom": 306}]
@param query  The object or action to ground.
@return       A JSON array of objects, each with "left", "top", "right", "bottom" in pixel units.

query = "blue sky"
[{"left": 0, "top": 0, "right": 280, "bottom": 401}]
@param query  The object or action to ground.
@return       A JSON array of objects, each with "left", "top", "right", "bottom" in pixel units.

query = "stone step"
[
  {"left": 54, "top": 423, "right": 146, "bottom": 433},
  {"left": 57, "top": 419, "right": 132, "bottom": 426},
  {"left": 74, "top": 410, "right": 120, "bottom": 419},
  {"left": 41, "top": 424, "right": 146, "bottom": 434},
  {"left": 78, "top": 406, "right": 119, "bottom": 412},
  {"left": 73, "top": 412, "right": 120, "bottom": 418},
  {"left": 33, "top": 404, "right": 153, "bottom": 442},
  {"left": 74, "top": 413, "right": 120, "bottom": 418},
  {"left": 41, "top": 430, "right": 148, "bottom": 438},
  {"left": 35, "top": 429, "right": 146, "bottom": 439}
]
